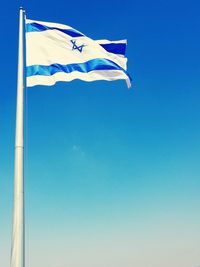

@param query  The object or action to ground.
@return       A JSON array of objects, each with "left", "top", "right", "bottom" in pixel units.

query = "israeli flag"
[{"left": 25, "top": 19, "right": 131, "bottom": 88}]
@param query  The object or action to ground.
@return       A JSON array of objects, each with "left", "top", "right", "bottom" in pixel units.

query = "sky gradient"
[{"left": 0, "top": 1, "right": 200, "bottom": 267}]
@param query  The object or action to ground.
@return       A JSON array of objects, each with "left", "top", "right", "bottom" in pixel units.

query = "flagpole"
[{"left": 11, "top": 7, "right": 25, "bottom": 267}]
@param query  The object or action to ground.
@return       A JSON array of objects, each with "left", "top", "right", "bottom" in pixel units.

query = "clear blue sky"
[{"left": 0, "top": 1, "right": 200, "bottom": 267}]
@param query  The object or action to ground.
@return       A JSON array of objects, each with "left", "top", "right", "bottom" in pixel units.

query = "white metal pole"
[{"left": 11, "top": 7, "right": 25, "bottom": 267}]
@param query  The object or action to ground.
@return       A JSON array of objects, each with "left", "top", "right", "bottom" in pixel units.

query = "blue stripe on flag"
[
  {"left": 26, "top": 58, "right": 131, "bottom": 79},
  {"left": 26, "top": 22, "right": 84, "bottom": 37},
  {"left": 26, "top": 23, "right": 126, "bottom": 56},
  {"left": 101, "top": 43, "right": 126, "bottom": 55}
]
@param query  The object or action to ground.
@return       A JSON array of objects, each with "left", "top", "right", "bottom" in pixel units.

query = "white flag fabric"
[{"left": 25, "top": 19, "right": 131, "bottom": 88}]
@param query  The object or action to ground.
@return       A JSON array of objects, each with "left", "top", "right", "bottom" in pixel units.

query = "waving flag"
[{"left": 25, "top": 19, "right": 131, "bottom": 88}]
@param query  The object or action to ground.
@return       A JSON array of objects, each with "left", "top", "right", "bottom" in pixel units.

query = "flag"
[{"left": 25, "top": 19, "right": 131, "bottom": 88}]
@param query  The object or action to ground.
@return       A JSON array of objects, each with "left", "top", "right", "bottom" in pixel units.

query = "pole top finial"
[{"left": 19, "top": 6, "right": 26, "bottom": 14}]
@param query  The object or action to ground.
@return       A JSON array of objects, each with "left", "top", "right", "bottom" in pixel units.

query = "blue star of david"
[{"left": 71, "top": 40, "right": 86, "bottom": 53}]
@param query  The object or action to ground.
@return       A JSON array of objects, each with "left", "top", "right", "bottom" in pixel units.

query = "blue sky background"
[{"left": 0, "top": 0, "right": 200, "bottom": 267}]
